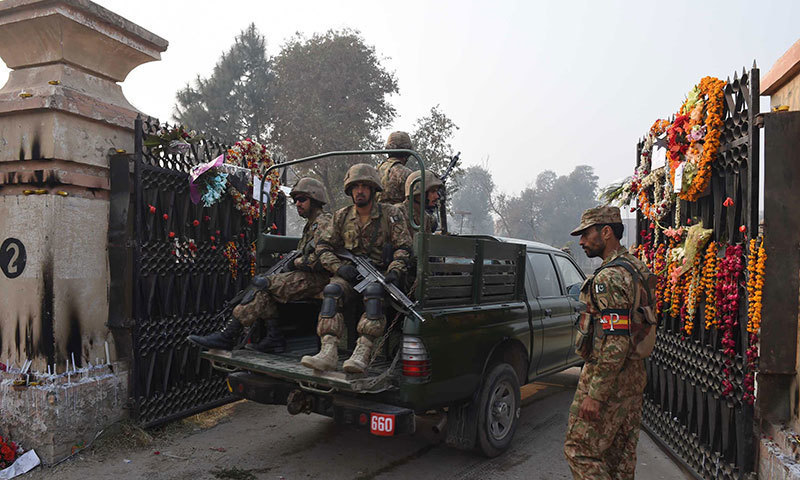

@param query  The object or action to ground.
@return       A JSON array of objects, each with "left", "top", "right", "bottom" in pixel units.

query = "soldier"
[
  {"left": 187, "top": 177, "right": 332, "bottom": 353},
  {"left": 400, "top": 169, "right": 442, "bottom": 235},
  {"left": 376, "top": 131, "right": 414, "bottom": 205},
  {"left": 563, "top": 206, "right": 652, "bottom": 480},
  {"left": 301, "top": 163, "right": 412, "bottom": 373}
]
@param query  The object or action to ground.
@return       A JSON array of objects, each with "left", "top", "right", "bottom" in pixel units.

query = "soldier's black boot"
[
  {"left": 187, "top": 317, "right": 243, "bottom": 350},
  {"left": 245, "top": 320, "right": 286, "bottom": 353}
]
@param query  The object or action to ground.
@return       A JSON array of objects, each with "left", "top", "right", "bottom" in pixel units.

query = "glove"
[
  {"left": 384, "top": 270, "right": 401, "bottom": 287},
  {"left": 285, "top": 257, "right": 298, "bottom": 272},
  {"left": 337, "top": 264, "right": 360, "bottom": 284}
]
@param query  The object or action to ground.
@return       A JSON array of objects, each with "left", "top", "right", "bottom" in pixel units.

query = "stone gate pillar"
[{"left": 0, "top": 0, "right": 167, "bottom": 463}]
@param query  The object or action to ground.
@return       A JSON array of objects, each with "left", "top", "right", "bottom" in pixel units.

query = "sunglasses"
[{"left": 292, "top": 196, "right": 309, "bottom": 204}]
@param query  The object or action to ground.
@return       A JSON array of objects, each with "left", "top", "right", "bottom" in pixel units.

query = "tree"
[
  {"left": 270, "top": 29, "right": 398, "bottom": 209},
  {"left": 449, "top": 165, "right": 495, "bottom": 235},
  {"left": 173, "top": 24, "right": 274, "bottom": 144},
  {"left": 411, "top": 105, "right": 461, "bottom": 179}
]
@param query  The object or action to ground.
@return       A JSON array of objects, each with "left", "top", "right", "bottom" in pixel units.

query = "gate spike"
[
  {"left": 753, "top": 59, "right": 758, "bottom": 69},
  {"left": 733, "top": 70, "right": 738, "bottom": 82},
  {"left": 742, "top": 66, "right": 747, "bottom": 77}
]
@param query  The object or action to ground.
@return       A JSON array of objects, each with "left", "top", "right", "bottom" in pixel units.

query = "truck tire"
[{"left": 476, "top": 363, "right": 521, "bottom": 457}]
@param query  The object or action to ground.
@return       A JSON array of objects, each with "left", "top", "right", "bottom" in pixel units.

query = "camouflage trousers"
[
  {"left": 563, "top": 389, "right": 644, "bottom": 480},
  {"left": 233, "top": 271, "right": 329, "bottom": 327}
]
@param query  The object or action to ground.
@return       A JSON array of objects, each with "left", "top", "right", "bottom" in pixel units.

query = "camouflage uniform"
[
  {"left": 377, "top": 158, "right": 413, "bottom": 205},
  {"left": 563, "top": 245, "right": 650, "bottom": 480},
  {"left": 301, "top": 163, "right": 413, "bottom": 373},
  {"left": 233, "top": 208, "right": 332, "bottom": 327},
  {"left": 316, "top": 201, "right": 412, "bottom": 299},
  {"left": 398, "top": 169, "right": 442, "bottom": 237}
]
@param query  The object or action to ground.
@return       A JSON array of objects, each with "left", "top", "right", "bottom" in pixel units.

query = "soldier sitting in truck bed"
[
  {"left": 400, "top": 169, "right": 441, "bottom": 236},
  {"left": 187, "top": 177, "right": 333, "bottom": 353},
  {"left": 301, "top": 163, "right": 412, "bottom": 374}
]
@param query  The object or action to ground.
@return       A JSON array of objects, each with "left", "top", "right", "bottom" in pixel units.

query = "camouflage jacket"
[
  {"left": 316, "top": 202, "right": 412, "bottom": 274},
  {"left": 578, "top": 246, "right": 650, "bottom": 401},
  {"left": 376, "top": 157, "right": 412, "bottom": 205},
  {"left": 294, "top": 208, "right": 332, "bottom": 272}
]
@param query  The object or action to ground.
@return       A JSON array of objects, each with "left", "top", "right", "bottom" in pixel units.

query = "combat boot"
[
  {"left": 245, "top": 320, "right": 286, "bottom": 353},
  {"left": 301, "top": 335, "right": 339, "bottom": 371},
  {"left": 342, "top": 336, "right": 374, "bottom": 374},
  {"left": 187, "top": 317, "right": 243, "bottom": 350}
]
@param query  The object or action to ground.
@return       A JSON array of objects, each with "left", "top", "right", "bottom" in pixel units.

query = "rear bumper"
[{"left": 227, "top": 372, "right": 415, "bottom": 435}]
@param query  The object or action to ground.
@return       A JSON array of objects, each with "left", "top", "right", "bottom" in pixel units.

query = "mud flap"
[{"left": 445, "top": 400, "right": 479, "bottom": 450}]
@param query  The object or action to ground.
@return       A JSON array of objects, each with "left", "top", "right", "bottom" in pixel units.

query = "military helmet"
[
  {"left": 344, "top": 163, "right": 383, "bottom": 195},
  {"left": 385, "top": 131, "right": 413, "bottom": 150},
  {"left": 290, "top": 177, "right": 328, "bottom": 205},
  {"left": 405, "top": 170, "right": 443, "bottom": 199}
]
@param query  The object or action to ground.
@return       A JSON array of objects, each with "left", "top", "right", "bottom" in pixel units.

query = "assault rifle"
[
  {"left": 437, "top": 152, "right": 460, "bottom": 234},
  {"left": 335, "top": 249, "right": 425, "bottom": 323},
  {"left": 209, "top": 249, "right": 302, "bottom": 324}
]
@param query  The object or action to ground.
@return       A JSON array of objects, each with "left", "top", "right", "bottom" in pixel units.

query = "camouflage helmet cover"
[
  {"left": 344, "top": 163, "right": 383, "bottom": 195},
  {"left": 290, "top": 177, "right": 328, "bottom": 205},
  {"left": 385, "top": 131, "right": 413, "bottom": 150},
  {"left": 405, "top": 170, "right": 443, "bottom": 199},
  {"left": 570, "top": 205, "right": 623, "bottom": 236}
]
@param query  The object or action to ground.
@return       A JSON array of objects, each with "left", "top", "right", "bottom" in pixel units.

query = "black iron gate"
[
  {"left": 121, "top": 117, "right": 260, "bottom": 427},
  {"left": 637, "top": 66, "right": 760, "bottom": 479}
]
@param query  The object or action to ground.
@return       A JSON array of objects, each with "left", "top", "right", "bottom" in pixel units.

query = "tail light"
[{"left": 402, "top": 336, "right": 431, "bottom": 378}]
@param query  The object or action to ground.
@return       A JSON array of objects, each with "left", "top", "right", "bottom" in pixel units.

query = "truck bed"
[{"left": 201, "top": 336, "right": 398, "bottom": 394}]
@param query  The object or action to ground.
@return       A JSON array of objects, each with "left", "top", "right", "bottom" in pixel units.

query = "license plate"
[{"left": 370, "top": 413, "right": 395, "bottom": 436}]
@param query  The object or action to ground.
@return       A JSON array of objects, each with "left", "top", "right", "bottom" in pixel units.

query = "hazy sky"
[{"left": 1, "top": 0, "right": 797, "bottom": 194}]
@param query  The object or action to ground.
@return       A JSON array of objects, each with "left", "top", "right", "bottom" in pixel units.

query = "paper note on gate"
[{"left": 252, "top": 176, "right": 271, "bottom": 202}]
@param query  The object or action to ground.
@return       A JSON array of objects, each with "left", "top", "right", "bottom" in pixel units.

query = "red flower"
[
  {"left": 723, "top": 197, "right": 734, "bottom": 207},
  {"left": 171, "top": 250, "right": 176, "bottom": 256},
  {"left": 193, "top": 220, "right": 200, "bottom": 227},
  {"left": 239, "top": 233, "right": 245, "bottom": 239},
  {"left": 211, "top": 246, "right": 217, "bottom": 251},
  {"left": 148, "top": 205, "right": 156, "bottom": 214},
  {"left": 210, "top": 236, "right": 216, "bottom": 242},
  {"left": 739, "top": 225, "right": 747, "bottom": 233},
  {"left": 216, "top": 230, "right": 221, "bottom": 235},
  {"left": 163, "top": 213, "right": 169, "bottom": 220},
  {"left": 168, "top": 231, "right": 175, "bottom": 238},
  {"left": 204, "top": 216, "right": 211, "bottom": 222},
  {"left": 2, "top": 445, "right": 14, "bottom": 462}
]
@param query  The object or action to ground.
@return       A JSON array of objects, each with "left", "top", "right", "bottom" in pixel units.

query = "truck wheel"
[{"left": 476, "top": 363, "right": 521, "bottom": 457}]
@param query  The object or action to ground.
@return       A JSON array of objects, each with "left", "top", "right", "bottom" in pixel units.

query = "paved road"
[{"left": 29, "top": 367, "right": 690, "bottom": 480}]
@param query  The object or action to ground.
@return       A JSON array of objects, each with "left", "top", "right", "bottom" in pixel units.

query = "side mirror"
[{"left": 567, "top": 282, "right": 581, "bottom": 300}]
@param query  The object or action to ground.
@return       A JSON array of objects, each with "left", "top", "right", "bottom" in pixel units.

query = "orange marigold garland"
[
  {"left": 653, "top": 244, "right": 668, "bottom": 315},
  {"left": 225, "top": 139, "right": 281, "bottom": 218},
  {"left": 702, "top": 241, "right": 718, "bottom": 329},
  {"left": 669, "top": 77, "right": 727, "bottom": 202},
  {"left": 743, "top": 236, "right": 765, "bottom": 404},
  {"left": 223, "top": 241, "right": 239, "bottom": 279},
  {"left": 683, "top": 253, "right": 703, "bottom": 335}
]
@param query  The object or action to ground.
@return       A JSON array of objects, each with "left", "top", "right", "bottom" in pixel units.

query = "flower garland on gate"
[
  {"left": 683, "top": 253, "right": 703, "bottom": 335},
  {"left": 743, "top": 236, "right": 766, "bottom": 404},
  {"left": 717, "top": 244, "right": 744, "bottom": 398},
  {"left": 225, "top": 139, "right": 281, "bottom": 218},
  {"left": 668, "top": 77, "right": 727, "bottom": 202},
  {"left": 701, "top": 241, "right": 718, "bottom": 329}
]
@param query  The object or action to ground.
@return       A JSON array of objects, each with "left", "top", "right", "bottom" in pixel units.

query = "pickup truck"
[{"left": 203, "top": 229, "right": 586, "bottom": 457}]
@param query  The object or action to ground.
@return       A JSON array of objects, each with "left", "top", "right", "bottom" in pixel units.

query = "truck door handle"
[{"left": 544, "top": 308, "right": 552, "bottom": 317}]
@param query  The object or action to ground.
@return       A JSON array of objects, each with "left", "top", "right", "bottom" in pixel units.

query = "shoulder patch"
[{"left": 594, "top": 283, "right": 607, "bottom": 294}]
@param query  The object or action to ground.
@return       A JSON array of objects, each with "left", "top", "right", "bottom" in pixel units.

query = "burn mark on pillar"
[
  {"left": 18, "top": 145, "right": 25, "bottom": 161},
  {"left": 66, "top": 304, "right": 82, "bottom": 368},
  {"left": 25, "top": 315, "right": 34, "bottom": 358},
  {"left": 14, "top": 319, "right": 20, "bottom": 357},
  {"left": 39, "top": 250, "right": 55, "bottom": 367},
  {"left": 31, "top": 136, "right": 41, "bottom": 160}
]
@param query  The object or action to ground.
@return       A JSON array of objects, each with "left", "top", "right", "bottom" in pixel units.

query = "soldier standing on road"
[
  {"left": 400, "top": 169, "right": 442, "bottom": 236},
  {"left": 563, "top": 206, "right": 652, "bottom": 480},
  {"left": 301, "top": 163, "right": 412, "bottom": 373},
  {"left": 377, "top": 131, "right": 414, "bottom": 205},
  {"left": 187, "top": 178, "right": 332, "bottom": 353}
]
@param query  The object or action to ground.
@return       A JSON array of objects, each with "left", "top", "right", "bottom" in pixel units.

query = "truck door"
[
  {"left": 553, "top": 254, "right": 586, "bottom": 365},
  {"left": 527, "top": 252, "right": 574, "bottom": 374}
]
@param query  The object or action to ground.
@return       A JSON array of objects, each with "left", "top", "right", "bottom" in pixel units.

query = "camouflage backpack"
[{"left": 591, "top": 256, "right": 658, "bottom": 360}]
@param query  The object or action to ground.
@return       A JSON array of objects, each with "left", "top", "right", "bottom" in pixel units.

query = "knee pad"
[
  {"left": 320, "top": 283, "right": 344, "bottom": 317},
  {"left": 363, "top": 282, "right": 384, "bottom": 320},
  {"left": 241, "top": 275, "right": 271, "bottom": 305}
]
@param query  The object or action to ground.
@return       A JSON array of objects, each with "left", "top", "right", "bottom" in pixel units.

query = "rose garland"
[
  {"left": 653, "top": 244, "right": 668, "bottom": 315},
  {"left": 225, "top": 139, "right": 281, "bottom": 218},
  {"left": 668, "top": 77, "right": 727, "bottom": 202},
  {"left": 718, "top": 244, "right": 744, "bottom": 398}
]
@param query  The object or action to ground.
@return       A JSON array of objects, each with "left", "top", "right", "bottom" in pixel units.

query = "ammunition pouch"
[{"left": 574, "top": 312, "right": 594, "bottom": 360}]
